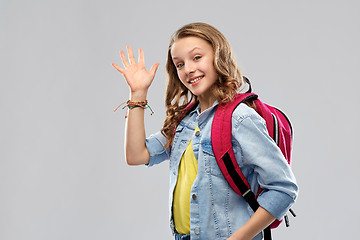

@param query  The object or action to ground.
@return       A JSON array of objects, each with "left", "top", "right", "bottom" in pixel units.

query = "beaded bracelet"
[{"left": 114, "top": 100, "right": 154, "bottom": 118}]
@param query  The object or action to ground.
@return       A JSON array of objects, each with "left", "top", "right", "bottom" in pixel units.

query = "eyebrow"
[{"left": 172, "top": 47, "right": 202, "bottom": 60}]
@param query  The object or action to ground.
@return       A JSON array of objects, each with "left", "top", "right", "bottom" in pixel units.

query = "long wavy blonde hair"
[{"left": 161, "top": 22, "right": 245, "bottom": 147}]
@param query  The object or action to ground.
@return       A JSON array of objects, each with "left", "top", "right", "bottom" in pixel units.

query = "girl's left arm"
[
  {"left": 229, "top": 104, "right": 299, "bottom": 239},
  {"left": 227, "top": 206, "right": 275, "bottom": 240}
]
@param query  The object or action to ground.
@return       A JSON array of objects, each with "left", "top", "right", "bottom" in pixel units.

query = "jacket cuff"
[
  {"left": 257, "top": 190, "right": 296, "bottom": 220},
  {"left": 145, "top": 132, "right": 169, "bottom": 167}
]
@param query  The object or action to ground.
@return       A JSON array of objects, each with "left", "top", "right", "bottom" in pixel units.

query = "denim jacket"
[{"left": 145, "top": 101, "right": 298, "bottom": 240}]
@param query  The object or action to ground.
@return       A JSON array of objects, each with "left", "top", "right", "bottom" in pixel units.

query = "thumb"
[{"left": 149, "top": 62, "right": 160, "bottom": 76}]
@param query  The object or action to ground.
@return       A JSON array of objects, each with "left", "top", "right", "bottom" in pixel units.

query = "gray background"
[{"left": 1, "top": 0, "right": 359, "bottom": 239}]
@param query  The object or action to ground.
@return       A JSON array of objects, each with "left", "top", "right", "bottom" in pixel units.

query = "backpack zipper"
[{"left": 272, "top": 113, "right": 279, "bottom": 145}]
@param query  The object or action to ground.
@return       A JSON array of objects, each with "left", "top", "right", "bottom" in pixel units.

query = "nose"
[{"left": 184, "top": 61, "right": 195, "bottom": 75}]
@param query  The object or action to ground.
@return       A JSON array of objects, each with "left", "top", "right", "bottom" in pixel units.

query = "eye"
[
  {"left": 176, "top": 63, "right": 184, "bottom": 68},
  {"left": 194, "top": 56, "right": 201, "bottom": 61}
]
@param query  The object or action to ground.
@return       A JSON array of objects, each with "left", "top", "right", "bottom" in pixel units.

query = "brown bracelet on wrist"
[{"left": 113, "top": 100, "right": 154, "bottom": 118}]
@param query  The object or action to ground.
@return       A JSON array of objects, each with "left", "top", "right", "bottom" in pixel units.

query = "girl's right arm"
[{"left": 112, "top": 46, "right": 160, "bottom": 165}]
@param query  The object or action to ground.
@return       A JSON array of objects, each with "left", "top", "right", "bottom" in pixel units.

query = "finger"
[
  {"left": 126, "top": 45, "right": 136, "bottom": 64},
  {"left": 120, "top": 50, "right": 129, "bottom": 68},
  {"left": 149, "top": 62, "right": 160, "bottom": 76},
  {"left": 112, "top": 63, "right": 124, "bottom": 73},
  {"left": 138, "top": 48, "right": 144, "bottom": 64}
]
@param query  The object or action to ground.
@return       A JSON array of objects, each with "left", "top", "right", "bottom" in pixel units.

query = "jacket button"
[
  {"left": 195, "top": 131, "right": 200, "bottom": 136},
  {"left": 192, "top": 194, "right": 197, "bottom": 200},
  {"left": 194, "top": 228, "right": 200, "bottom": 235}
]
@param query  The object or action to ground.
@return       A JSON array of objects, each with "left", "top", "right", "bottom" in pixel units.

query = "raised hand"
[{"left": 112, "top": 46, "right": 159, "bottom": 97}]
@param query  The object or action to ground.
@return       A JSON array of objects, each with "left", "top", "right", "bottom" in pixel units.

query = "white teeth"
[{"left": 189, "top": 76, "right": 203, "bottom": 83}]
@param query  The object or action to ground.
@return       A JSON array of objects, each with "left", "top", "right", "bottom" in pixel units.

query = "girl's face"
[{"left": 171, "top": 36, "right": 218, "bottom": 101}]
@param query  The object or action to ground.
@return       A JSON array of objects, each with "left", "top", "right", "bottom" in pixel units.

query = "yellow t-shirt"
[{"left": 173, "top": 127, "right": 199, "bottom": 235}]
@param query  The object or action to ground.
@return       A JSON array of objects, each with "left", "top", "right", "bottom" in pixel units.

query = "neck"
[{"left": 198, "top": 96, "right": 216, "bottom": 113}]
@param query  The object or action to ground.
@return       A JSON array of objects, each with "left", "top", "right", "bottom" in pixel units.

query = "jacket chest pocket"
[
  {"left": 202, "top": 142, "right": 224, "bottom": 176},
  {"left": 202, "top": 141, "right": 242, "bottom": 177},
  {"left": 170, "top": 125, "right": 192, "bottom": 171}
]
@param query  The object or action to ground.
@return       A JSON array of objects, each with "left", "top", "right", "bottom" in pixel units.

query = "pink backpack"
[{"left": 180, "top": 78, "right": 296, "bottom": 240}]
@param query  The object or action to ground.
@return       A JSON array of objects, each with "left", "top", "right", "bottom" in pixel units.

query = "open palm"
[{"left": 112, "top": 46, "right": 159, "bottom": 94}]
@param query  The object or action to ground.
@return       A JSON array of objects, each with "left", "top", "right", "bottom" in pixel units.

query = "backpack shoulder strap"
[
  {"left": 211, "top": 93, "right": 273, "bottom": 240},
  {"left": 211, "top": 93, "right": 259, "bottom": 207}
]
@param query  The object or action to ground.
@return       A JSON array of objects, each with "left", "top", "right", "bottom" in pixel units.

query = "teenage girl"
[{"left": 112, "top": 22, "right": 298, "bottom": 240}]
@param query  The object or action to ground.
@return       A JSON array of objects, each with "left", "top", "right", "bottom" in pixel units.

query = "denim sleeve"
[
  {"left": 232, "top": 105, "right": 299, "bottom": 220},
  {"left": 145, "top": 131, "right": 171, "bottom": 167}
]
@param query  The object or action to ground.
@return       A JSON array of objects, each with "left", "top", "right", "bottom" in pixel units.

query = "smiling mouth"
[{"left": 189, "top": 75, "right": 204, "bottom": 84}]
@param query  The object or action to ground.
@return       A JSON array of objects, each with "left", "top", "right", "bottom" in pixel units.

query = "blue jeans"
[{"left": 174, "top": 232, "right": 190, "bottom": 240}]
